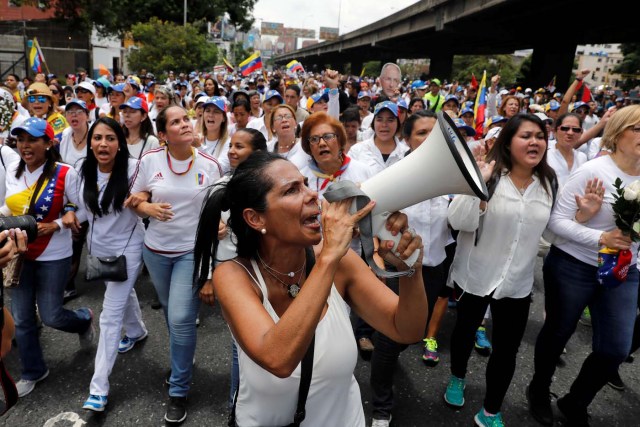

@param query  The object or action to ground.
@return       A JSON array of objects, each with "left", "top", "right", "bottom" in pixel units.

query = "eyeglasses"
[
  {"left": 65, "top": 110, "right": 86, "bottom": 117},
  {"left": 27, "top": 95, "right": 48, "bottom": 103},
  {"left": 559, "top": 126, "right": 583, "bottom": 133},
  {"left": 49, "top": 89, "right": 59, "bottom": 94},
  {"left": 308, "top": 133, "right": 337, "bottom": 145},
  {"left": 273, "top": 114, "right": 294, "bottom": 122}
]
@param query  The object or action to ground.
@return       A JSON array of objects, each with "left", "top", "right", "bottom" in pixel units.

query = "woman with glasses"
[
  {"left": 547, "top": 113, "right": 587, "bottom": 188},
  {"left": 26, "top": 83, "right": 68, "bottom": 141},
  {"left": 48, "top": 82, "right": 65, "bottom": 112},
  {"left": 75, "top": 82, "right": 99, "bottom": 123},
  {"left": 528, "top": 105, "right": 640, "bottom": 426},
  {"left": 268, "top": 104, "right": 309, "bottom": 170}
]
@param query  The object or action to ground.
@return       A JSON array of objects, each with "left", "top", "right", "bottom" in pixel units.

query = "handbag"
[
  {"left": 2, "top": 166, "right": 48, "bottom": 288},
  {"left": 84, "top": 209, "right": 136, "bottom": 282}
]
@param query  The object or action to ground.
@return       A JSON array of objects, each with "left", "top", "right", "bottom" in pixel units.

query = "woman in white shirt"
[
  {"left": 58, "top": 99, "right": 89, "bottom": 170},
  {"left": 78, "top": 117, "right": 147, "bottom": 412},
  {"left": 129, "top": 105, "right": 222, "bottom": 424},
  {"left": 119, "top": 97, "right": 159, "bottom": 160},
  {"left": 546, "top": 113, "right": 587, "bottom": 188},
  {"left": 348, "top": 101, "right": 408, "bottom": 175},
  {"left": 268, "top": 104, "right": 310, "bottom": 171},
  {"left": 445, "top": 114, "right": 556, "bottom": 427},
  {"left": 196, "top": 96, "right": 230, "bottom": 174},
  {"left": 528, "top": 105, "right": 640, "bottom": 427}
]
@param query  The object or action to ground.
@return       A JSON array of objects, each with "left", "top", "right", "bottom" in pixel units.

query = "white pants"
[{"left": 89, "top": 249, "right": 147, "bottom": 396}]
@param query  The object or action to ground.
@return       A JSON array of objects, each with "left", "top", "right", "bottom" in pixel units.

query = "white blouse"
[{"left": 448, "top": 174, "right": 552, "bottom": 299}]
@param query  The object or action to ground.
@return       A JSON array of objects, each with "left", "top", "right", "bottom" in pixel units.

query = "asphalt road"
[{"left": 1, "top": 257, "right": 639, "bottom": 427}]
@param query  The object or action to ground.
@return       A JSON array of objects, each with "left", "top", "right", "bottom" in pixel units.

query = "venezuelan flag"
[
  {"left": 223, "top": 57, "right": 234, "bottom": 73},
  {"left": 286, "top": 60, "right": 304, "bottom": 73},
  {"left": 473, "top": 70, "right": 487, "bottom": 137},
  {"left": 239, "top": 52, "right": 262, "bottom": 76},
  {"left": 29, "top": 38, "right": 44, "bottom": 73}
]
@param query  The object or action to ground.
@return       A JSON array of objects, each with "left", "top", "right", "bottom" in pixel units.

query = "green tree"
[
  {"left": 14, "top": 0, "right": 256, "bottom": 36},
  {"left": 127, "top": 18, "right": 218, "bottom": 75},
  {"left": 451, "top": 55, "right": 518, "bottom": 86},
  {"left": 614, "top": 43, "right": 640, "bottom": 90}
]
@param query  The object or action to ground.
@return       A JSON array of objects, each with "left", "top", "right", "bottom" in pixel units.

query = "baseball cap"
[
  {"left": 357, "top": 91, "right": 372, "bottom": 100},
  {"left": 411, "top": 80, "right": 428, "bottom": 90},
  {"left": 460, "top": 107, "right": 474, "bottom": 117},
  {"left": 373, "top": 101, "right": 398, "bottom": 117},
  {"left": 95, "top": 77, "right": 111, "bottom": 90},
  {"left": 397, "top": 99, "right": 408, "bottom": 110},
  {"left": 429, "top": 78, "right": 441, "bottom": 86},
  {"left": 571, "top": 101, "right": 589, "bottom": 112},
  {"left": 202, "top": 96, "right": 227, "bottom": 112},
  {"left": 485, "top": 127, "right": 501, "bottom": 140},
  {"left": 264, "top": 89, "right": 284, "bottom": 104},
  {"left": 65, "top": 98, "right": 88, "bottom": 112},
  {"left": 110, "top": 83, "right": 126, "bottom": 93},
  {"left": 444, "top": 94, "right": 460, "bottom": 106},
  {"left": 76, "top": 81, "right": 96, "bottom": 96},
  {"left": 11, "top": 117, "right": 55, "bottom": 140},
  {"left": 547, "top": 100, "right": 560, "bottom": 111},
  {"left": 487, "top": 115, "right": 507, "bottom": 126},
  {"left": 534, "top": 112, "right": 552, "bottom": 123},
  {"left": 615, "top": 97, "right": 624, "bottom": 103},
  {"left": 119, "top": 96, "right": 149, "bottom": 112},
  {"left": 126, "top": 77, "right": 141, "bottom": 89},
  {"left": 453, "top": 118, "right": 476, "bottom": 137}
]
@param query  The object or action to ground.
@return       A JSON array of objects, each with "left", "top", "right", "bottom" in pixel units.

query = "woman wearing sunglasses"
[
  {"left": 26, "top": 83, "right": 68, "bottom": 141},
  {"left": 546, "top": 113, "right": 588, "bottom": 188}
]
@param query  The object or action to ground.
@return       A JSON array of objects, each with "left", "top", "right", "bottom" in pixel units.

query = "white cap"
[{"left": 485, "top": 127, "right": 501, "bottom": 140}]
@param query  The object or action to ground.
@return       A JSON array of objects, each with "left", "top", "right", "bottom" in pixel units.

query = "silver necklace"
[{"left": 257, "top": 253, "right": 305, "bottom": 298}]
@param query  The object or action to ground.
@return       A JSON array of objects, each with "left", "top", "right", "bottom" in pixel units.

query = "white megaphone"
[{"left": 355, "top": 111, "right": 489, "bottom": 266}]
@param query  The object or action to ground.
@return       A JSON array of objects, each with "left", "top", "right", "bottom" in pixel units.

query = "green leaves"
[
  {"left": 611, "top": 178, "right": 640, "bottom": 242},
  {"left": 127, "top": 18, "right": 218, "bottom": 74}
]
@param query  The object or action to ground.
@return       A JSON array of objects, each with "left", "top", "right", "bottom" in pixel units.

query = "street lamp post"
[{"left": 184, "top": 0, "right": 187, "bottom": 26}]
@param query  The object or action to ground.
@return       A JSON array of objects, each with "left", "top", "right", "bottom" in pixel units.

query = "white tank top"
[{"left": 233, "top": 259, "right": 365, "bottom": 427}]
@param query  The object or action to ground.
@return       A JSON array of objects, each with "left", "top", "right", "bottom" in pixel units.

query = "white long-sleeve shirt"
[
  {"left": 448, "top": 174, "right": 552, "bottom": 299},
  {"left": 549, "top": 155, "right": 640, "bottom": 266},
  {"left": 347, "top": 137, "right": 407, "bottom": 175}
]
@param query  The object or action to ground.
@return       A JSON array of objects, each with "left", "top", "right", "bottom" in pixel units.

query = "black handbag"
[{"left": 85, "top": 214, "right": 135, "bottom": 282}]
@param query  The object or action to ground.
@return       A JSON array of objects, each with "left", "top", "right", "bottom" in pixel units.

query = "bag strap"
[
  {"left": 228, "top": 247, "right": 317, "bottom": 427},
  {"left": 137, "top": 136, "right": 149, "bottom": 161},
  {"left": 323, "top": 180, "right": 411, "bottom": 279},
  {"left": 0, "top": 146, "right": 5, "bottom": 170}
]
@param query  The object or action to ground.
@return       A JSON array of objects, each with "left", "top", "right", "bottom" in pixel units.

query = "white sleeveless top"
[{"left": 233, "top": 259, "right": 365, "bottom": 427}]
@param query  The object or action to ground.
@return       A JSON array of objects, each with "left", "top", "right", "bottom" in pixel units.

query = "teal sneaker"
[
  {"left": 422, "top": 337, "right": 440, "bottom": 366},
  {"left": 475, "top": 326, "right": 492, "bottom": 356},
  {"left": 444, "top": 375, "right": 465, "bottom": 407},
  {"left": 474, "top": 407, "right": 505, "bottom": 427},
  {"left": 83, "top": 394, "right": 108, "bottom": 412}
]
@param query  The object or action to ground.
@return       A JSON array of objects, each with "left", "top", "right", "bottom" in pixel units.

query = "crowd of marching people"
[{"left": 0, "top": 59, "right": 639, "bottom": 427}]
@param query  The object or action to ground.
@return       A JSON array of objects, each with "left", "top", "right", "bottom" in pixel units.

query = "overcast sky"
[{"left": 252, "top": 0, "right": 420, "bottom": 36}]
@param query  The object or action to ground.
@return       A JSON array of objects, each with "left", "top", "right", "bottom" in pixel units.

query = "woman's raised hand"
[
  {"left": 320, "top": 198, "right": 375, "bottom": 261},
  {"left": 575, "top": 178, "right": 604, "bottom": 223}
]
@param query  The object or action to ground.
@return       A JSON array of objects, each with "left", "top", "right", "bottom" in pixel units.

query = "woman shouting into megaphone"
[{"left": 444, "top": 114, "right": 556, "bottom": 426}]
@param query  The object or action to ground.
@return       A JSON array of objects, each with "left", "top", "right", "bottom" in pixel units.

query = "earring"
[
  {"left": 260, "top": 228, "right": 267, "bottom": 235},
  {"left": 46, "top": 147, "right": 50, "bottom": 151}
]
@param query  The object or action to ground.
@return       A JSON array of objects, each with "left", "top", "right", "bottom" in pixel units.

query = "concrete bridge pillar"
[
  {"left": 427, "top": 52, "right": 454, "bottom": 82},
  {"left": 530, "top": 42, "right": 577, "bottom": 93}
]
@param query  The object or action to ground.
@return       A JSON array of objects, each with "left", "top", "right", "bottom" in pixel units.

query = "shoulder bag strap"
[
  {"left": 138, "top": 136, "right": 149, "bottom": 161},
  {"left": 0, "top": 146, "right": 5, "bottom": 170}
]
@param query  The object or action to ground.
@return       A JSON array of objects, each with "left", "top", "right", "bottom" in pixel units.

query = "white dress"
[{"left": 234, "top": 259, "right": 365, "bottom": 427}]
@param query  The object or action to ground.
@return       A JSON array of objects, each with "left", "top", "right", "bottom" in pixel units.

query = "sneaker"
[
  {"left": 79, "top": 309, "right": 95, "bottom": 350},
  {"left": 607, "top": 370, "right": 625, "bottom": 391},
  {"left": 474, "top": 408, "right": 505, "bottom": 427},
  {"left": 15, "top": 370, "right": 49, "bottom": 397},
  {"left": 371, "top": 415, "right": 392, "bottom": 427},
  {"left": 557, "top": 395, "right": 590, "bottom": 427},
  {"left": 358, "top": 337, "right": 375, "bottom": 352},
  {"left": 422, "top": 337, "right": 440, "bottom": 366},
  {"left": 444, "top": 375, "right": 465, "bottom": 407},
  {"left": 82, "top": 394, "right": 108, "bottom": 412},
  {"left": 526, "top": 383, "right": 554, "bottom": 426},
  {"left": 579, "top": 307, "right": 591, "bottom": 327},
  {"left": 118, "top": 331, "right": 148, "bottom": 354},
  {"left": 474, "top": 326, "right": 492, "bottom": 356},
  {"left": 165, "top": 396, "right": 188, "bottom": 423}
]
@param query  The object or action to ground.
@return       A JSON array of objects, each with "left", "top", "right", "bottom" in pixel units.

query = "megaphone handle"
[{"left": 372, "top": 213, "right": 421, "bottom": 267}]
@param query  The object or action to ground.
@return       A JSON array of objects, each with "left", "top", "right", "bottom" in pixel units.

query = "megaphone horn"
[{"left": 348, "top": 111, "right": 488, "bottom": 266}]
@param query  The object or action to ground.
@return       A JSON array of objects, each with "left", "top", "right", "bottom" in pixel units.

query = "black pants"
[
  {"left": 370, "top": 263, "right": 446, "bottom": 419},
  {"left": 449, "top": 283, "right": 531, "bottom": 414}
]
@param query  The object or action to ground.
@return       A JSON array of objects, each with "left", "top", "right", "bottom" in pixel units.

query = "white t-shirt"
[
  {"left": 199, "top": 137, "right": 231, "bottom": 174},
  {"left": 0, "top": 146, "right": 20, "bottom": 204},
  {"left": 127, "top": 135, "right": 160, "bottom": 160},
  {"left": 247, "top": 116, "right": 269, "bottom": 140},
  {"left": 58, "top": 127, "right": 88, "bottom": 170},
  {"left": 546, "top": 147, "right": 587, "bottom": 189},
  {"left": 348, "top": 137, "right": 407, "bottom": 175},
  {"left": 267, "top": 139, "right": 311, "bottom": 172},
  {"left": 130, "top": 147, "right": 222, "bottom": 255},
  {"left": 79, "top": 159, "right": 145, "bottom": 258}
]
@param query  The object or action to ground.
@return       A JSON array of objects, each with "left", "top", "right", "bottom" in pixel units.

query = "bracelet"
[{"left": 64, "top": 203, "right": 78, "bottom": 212}]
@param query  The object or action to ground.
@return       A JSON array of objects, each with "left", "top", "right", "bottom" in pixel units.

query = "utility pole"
[{"left": 184, "top": 0, "right": 187, "bottom": 26}]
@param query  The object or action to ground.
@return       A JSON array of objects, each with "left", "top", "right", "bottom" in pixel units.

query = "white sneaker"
[
  {"left": 15, "top": 370, "right": 49, "bottom": 397},
  {"left": 371, "top": 416, "right": 392, "bottom": 427}
]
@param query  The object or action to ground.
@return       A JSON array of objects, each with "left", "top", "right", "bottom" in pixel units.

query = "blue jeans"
[
  {"left": 143, "top": 248, "right": 200, "bottom": 397},
  {"left": 11, "top": 257, "right": 92, "bottom": 380},
  {"left": 532, "top": 246, "right": 639, "bottom": 409}
]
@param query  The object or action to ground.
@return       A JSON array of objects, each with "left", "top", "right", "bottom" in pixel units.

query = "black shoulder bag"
[{"left": 228, "top": 247, "right": 316, "bottom": 427}]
